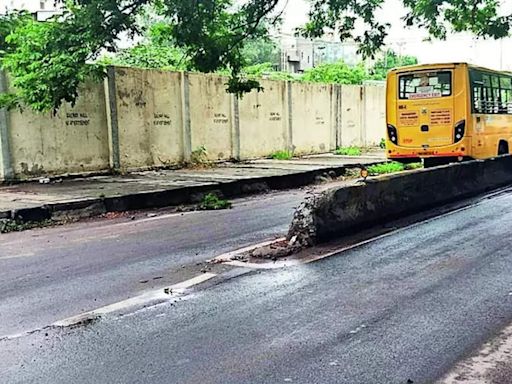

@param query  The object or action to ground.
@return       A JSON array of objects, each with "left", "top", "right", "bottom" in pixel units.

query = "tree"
[
  {"left": 99, "top": 22, "right": 191, "bottom": 70},
  {"left": 241, "top": 37, "right": 280, "bottom": 67},
  {"left": 302, "top": 62, "right": 367, "bottom": 85},
  {"left": 370, "top": 50, "right": 418, "bottom": 80},
  {"left": 1, "top": 0, "right": 511, "bottom": 112}
]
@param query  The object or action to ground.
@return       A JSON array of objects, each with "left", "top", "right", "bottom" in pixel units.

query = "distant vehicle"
[{"left": 385, "top": 62, "right": 512, "bottom": 167}]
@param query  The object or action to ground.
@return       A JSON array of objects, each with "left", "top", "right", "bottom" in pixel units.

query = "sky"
[{"left": 3, "top": 0, "right": 512, "bottom": 71}]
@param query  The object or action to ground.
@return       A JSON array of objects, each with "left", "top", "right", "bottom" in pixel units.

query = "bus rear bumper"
[{"left": 386, "top": 140, "right": 470, "bottom": 161}]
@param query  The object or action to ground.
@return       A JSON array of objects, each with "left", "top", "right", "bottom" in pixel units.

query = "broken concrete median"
[{"left": 288, "top": 156, "right": 512, "bottom": 246}]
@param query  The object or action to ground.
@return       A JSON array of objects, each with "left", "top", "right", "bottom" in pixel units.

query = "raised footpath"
[{"left": 0, "top": 153, "right": 385, "bottom": 224}]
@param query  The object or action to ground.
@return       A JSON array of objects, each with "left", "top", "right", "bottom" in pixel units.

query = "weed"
[
  {"left": 404, "top": 162, "right": 423, "bottom": 170},
  {"left": 367, "top": 161, "right": 423, "bottom": 175},
  {"left": 198, "top": 193, "right": 232, "bottom": 210},
  {"left": 0, "top": 219, "right": 54, "bottom": 234},
  {"left": 190, "top": 146, "right": 211, "bottom": 167},
  {"left": 379, "top": 138, "right": 386, "bottom": 149},
  {"left": 334, "top": 146, "right": 362, "bottom": 156},
  {"left": 270, "top": 150, "right": 293, "bottom": 160},
  {"left": 367, "top": 162, "right": 405, "bottom": 175}
]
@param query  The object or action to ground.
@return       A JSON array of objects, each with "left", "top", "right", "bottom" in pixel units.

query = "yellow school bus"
[{"left": 386, "top": 63, "right": 512, "bottom": 167}]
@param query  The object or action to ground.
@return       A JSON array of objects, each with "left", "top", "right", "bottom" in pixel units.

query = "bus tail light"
[
  {"left": 454, "top": 120, "right": 465, "bottom": 143},
  {"left": 387, "top": 124, "right": 398, "bottom": 145}
]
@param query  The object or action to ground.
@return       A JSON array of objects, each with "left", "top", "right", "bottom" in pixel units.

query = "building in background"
[
  {"left": 277, "top": 33, "right": 360, "bottom": 73},
  {"left": 1, "top": 0, "right": 62, "bottom": 19}
]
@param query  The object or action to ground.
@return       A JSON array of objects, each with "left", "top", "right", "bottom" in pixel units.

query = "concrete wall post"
[
  {"left": 0, "top": 70, "right": 13, "bottom": 181},
  {"left": 231, "top": 95, "right": 241, "bottom": 160},
  {"left": 106, "top": 66, "right": 121, "bottom": 171},
  {"left": 287, "top": 81, "right": 293, "bottom": 152},
  {"left": 181, "top": 72, "right": 192, "bottom": 163}
]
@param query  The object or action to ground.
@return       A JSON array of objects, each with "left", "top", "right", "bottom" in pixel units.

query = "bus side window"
[
  {"left": 501, "top": 76, "right": 512, "bottom": 114},
  {"left": 492, "top": 76, "right": 501, "bottom": 113}
]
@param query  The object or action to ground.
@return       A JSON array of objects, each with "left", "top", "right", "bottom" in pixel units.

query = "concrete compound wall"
[
  {"left": 238, "top": 79, "right": 289, "bottom": 159},
  {"left": 0, "top": 67, "right": 386, "bottom": 181},
  {"left": 291, "top": 83, "right": 334, "bottom": 155},
  {"left": 111, "top": 67, "right": 184, "bottom": 170},
  {"left": 188, "top": 73, "right": 234, "bottom": 161},
  {"left": 3, "top": 76, "right": 110, "bottom": 179},
  {"left": 364, "top": 85, "right": 386, "bottom": 146}
]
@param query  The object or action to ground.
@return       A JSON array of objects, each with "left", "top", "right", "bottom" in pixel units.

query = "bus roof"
[{"left": 390, "top": 62, "right": 512, "bottom": 76}]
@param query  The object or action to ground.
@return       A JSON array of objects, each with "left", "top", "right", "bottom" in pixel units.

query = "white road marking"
[
  {"left": 0, "top": 252, "right": 36, "bottom": 260},
  {"left": 209, "top": 238, "right": 286, "bottom": 263},
  {"left": 51, "top": 272, "right": 217, "bottom": 328}
]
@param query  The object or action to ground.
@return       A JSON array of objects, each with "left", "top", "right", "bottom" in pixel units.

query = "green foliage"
[
  {"left": 98, "top": 19, "right": 191, "bottom": 70},
  {"left": 303, "top": 62, "right": 367, "bottom": 85},
  {"left": 198, "top": 193, "right": 232, "bottom": 210},
  {"left": 241, "top": 38, "right": 280, "bottom": 67},
  {"left": 370, "top": 50, "right": 418, "bottom": 80},
  {"left": 0, "top": 219, "right": 54, "bottom": 233},
  {"left": 404, "top": 162, "right": 423, "bottom": 170},
  {"left": 0, "top": 0, "right": 280, "bottom": 111},
  {"left": 334, "top": 146, "right": 362, "bottom": 156},
  {"left": 100, "top": 44, "right": 189, "bottom": 70},
  {"left": 367, "top": 161, "right": 422, "bottom": 175},
  {"left": 270, "top": 150, "right": 294, "bottom": 160},
  {"left": 379, "top": 138, "right": 386, "bottom": 149},
  {"left": 367, "top": 162, "right": 405, "bottom": 175}
]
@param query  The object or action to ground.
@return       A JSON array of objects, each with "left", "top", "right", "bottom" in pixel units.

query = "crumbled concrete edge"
[
  {"left": 286, "top": 191, "right": 325, "bottom": 248},
  {"left": 286, "top": 156, "right": 512, "bottom": 249}
]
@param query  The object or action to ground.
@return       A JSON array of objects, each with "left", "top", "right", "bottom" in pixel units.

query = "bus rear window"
[{"left": 399, "top": 71, "right": 452, "bottom": 99}]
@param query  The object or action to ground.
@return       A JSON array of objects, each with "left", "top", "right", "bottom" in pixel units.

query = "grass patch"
[
  {"left": 334, "top": 146, "right": 362, "bottom": 156},
  {"left": 367, "top": 162, "right": 404, "bottom": 175},
  {"left": 367, "top": 161, "right": 423, "bottom": 175},
  {"left": 270, "top": 150, "right": 293, "bottom": 160},
  {"left": 404, "top": 162, "right": 423, "bottom": 170},
  {"left": 0, "top": 219, "right": 54, "bottom": 234},
  {"left": 198, "top": 193, "right": 232, "bottom": 210}
]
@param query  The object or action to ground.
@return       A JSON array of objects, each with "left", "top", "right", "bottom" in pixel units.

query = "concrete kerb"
[
  {"left": 1, "top": 162, "right": 381, "bottom": 225},
  {"left": 288, "top": 156, "right": 512, "bottom": 246}
]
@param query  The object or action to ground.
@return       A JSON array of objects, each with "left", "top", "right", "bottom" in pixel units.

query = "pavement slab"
[{"left": 0, "top": 152, "right": 385, "bottom": 219}]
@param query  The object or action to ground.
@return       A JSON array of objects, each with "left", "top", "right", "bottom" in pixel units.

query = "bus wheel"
[{"left": 498, "top": 141, "right": 509, "bottom": 155}]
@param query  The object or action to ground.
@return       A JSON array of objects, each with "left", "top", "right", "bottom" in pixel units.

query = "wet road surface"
[
  {"left": 3, "top": 190, "right": 512, "bottom": 383},
  {"left": 0, "top": 190, "right": 304, "bottom": 336}
]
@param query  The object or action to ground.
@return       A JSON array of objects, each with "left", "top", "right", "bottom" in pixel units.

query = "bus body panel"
[{"left": 386, "top": 62, "right": 512, "bottom": 163}]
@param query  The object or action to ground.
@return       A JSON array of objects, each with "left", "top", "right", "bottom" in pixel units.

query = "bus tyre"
[{"left": 498, "top": 141, "right": 509, "bottom": 156}]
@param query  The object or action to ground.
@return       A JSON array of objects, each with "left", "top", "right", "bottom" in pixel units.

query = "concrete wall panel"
[
  {"left": 188, "top": 74, "right": 233, "bottom": 160},
  {"left": 8, "top": 81, "right": 109, "bottom": 179},
  {"left": 114, "top": 67, "right": 183, "bottom": 170},
  {"left": 364, "top": 85, "right": 386, "bottom": 146},
  {"left": 340, "top": 85, "right": 363, "bottom": 147},
  {"left": 239, "top": 80, "right": 288, "bottom": 159},
  {"left": 291, "top": 83, "right": 333, "bottom": 154}
]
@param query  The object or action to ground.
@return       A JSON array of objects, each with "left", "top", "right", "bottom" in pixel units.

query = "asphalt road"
[
  {"left": 3, "top": 189, "right": 512, "bottom": 383},
  {"left": 0, "top": 189, "right": 305, "bottom": 337}
]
